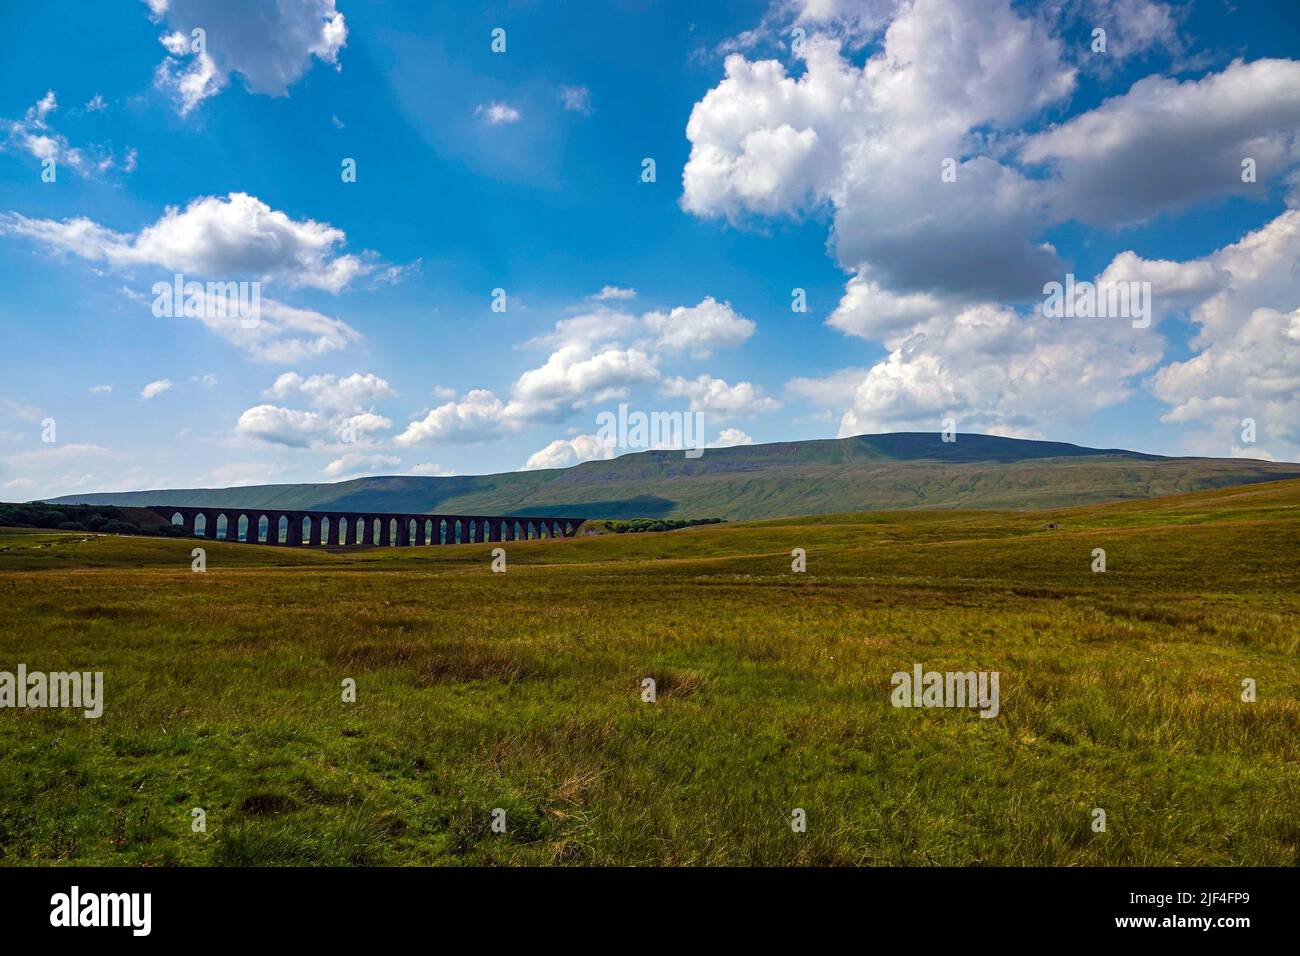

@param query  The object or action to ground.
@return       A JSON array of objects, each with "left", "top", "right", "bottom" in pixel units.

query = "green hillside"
[{"left": 43, "top": 432, "right": 1300, "bottom": 520}]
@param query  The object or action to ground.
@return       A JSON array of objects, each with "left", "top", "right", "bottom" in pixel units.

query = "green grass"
[{"left": 1, "top": 479, "right": 1297, "bottom": 865}]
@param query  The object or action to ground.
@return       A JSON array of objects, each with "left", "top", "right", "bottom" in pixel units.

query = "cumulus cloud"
[
  {"left": 147, "top": 0, "right": 347, "bottom": 115},
  {"left": 140, "top": 378, "right": 173, "bottom": 400},
  {"left": 523, "top": 433, "right": 617, "bottom": 470},
  {"left": 1124, "top": 210, "right": 1300, "bottom": 459},
  {"left": 400, "top": 292, "right": 763, "bottom": 449},
  {"left": 686, "top": 0, "right": 1300, "bottom": 316},
  {"left": 593, "top": 285, "right": 636, "bottom": 301},
  {"left": 163, "top": 289, "right": 359, "bottom": 363},
  {"left": 678, "top": 0, "right": 1300, "bottom": 455},
  {"left": 233, "top": 404, "right": 323, "bottom": 447},
  {"left": 88, "top": 384, "right": 112, "bottom": 395},
  {"left": 1, "top": 91, "right": 135, "bottom": 177},
  {"left": 323, "top": 452, "right": 401, "bottom": 479},
  {"left": 660, "top": 374, "right": 782, "bottom": 416},
  {"left": 525, "top": 308, "right": 642, "bottom": 351},
  {"left": 0, "top": 193, "right": 378, "bottom": 361},
  {"left": 710, "top": 427, "right": 754, "bottom": 447},
  {"left": 684, "top": 1, "right": 1076, "bottom": 303},
  {"left": 398, "top": 341, "right": 661, "bottom": 447},
  {"left": 394, "top": 389, "right": 511, "bottom": 447},
  {"left": 0, "top": 192, "right": 367, "bottom": 292},
  {"left": 784, "top": 367, "right": 871, "bottom": 406},
  {"left": 831, "top": 300, "right": 1162, "bottom": 438},
  {"left": 643, "top": 297, "right": 755, "bottom": 357},
  {"left": 1022, "top": 58, "right": 1300, "bottom": 226},
  {"left": 511, "top": 346, "right": 660, "bottom": 418},
  {"left": 827, "top": 278, "right": 960, "bottom": 343},
  {"left": 407, "top": 462, "right": 456, "bottom": 477},
  {"left": 267, "top": 371, "right": 396, "bottom": 413},
  {"left": 236, "top": 371, "right": 393, "bottom": 448}
]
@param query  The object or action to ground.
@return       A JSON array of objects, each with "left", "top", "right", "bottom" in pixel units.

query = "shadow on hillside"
[{"left": 511, "top": 496, "right": 677, "bottom": 519}]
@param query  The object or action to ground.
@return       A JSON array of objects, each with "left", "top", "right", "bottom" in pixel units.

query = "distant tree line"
[
  {"left": 602, "top": 517, "right": 724, "bottom": 534},
  {"left": 0, "top": 502, "right": 187, "bottom": 537}
]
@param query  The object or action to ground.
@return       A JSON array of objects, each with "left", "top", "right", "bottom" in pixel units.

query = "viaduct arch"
[{"left": 149, "top": 506, "right": 585, "bottom": 547}]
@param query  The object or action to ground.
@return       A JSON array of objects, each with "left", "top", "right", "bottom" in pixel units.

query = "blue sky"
[{"left": 1, "top": 0, "right": 1298, "bottom": 498}]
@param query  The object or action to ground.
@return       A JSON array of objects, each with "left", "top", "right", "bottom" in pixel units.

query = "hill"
[{"left": 41, "top": 431, "right": 1300, "bottom": 520}]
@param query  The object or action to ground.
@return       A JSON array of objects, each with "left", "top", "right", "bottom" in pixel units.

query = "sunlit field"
[{"left": 1, "top": 480, "right": 1297, "bottom": 865}]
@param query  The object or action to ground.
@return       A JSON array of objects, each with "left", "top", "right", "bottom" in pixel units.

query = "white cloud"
[
  {"left": 784, "top": 367, "right": 871, "bottom": 406},
  {"left": 593, "top": 285, "right": 636, "bottom": 301},
  {"left": 140, "top": 378, "right": 173, "bottom": 400},
  {"left": 88, "top": 384, "right": 113, "bottom": 395},
  {"left": 235, "top": 369, "right": 393, "bottom": 449},
  {"left": 1022, "top": 58, "right": 1300, "bottom": 226},
  {"left": 1069, "top": 0, "right": 1182, "bottom": 65},
  {"left": 85, "top": 94, "right": 108, "bottom": 112},
  {"left": 559, "top": 86, "right": 593, "bottom": 115},
  {"left": 1131, "top": 210, "right": 1300, "bottom": 459},
  {"left": 475, "top": 101, "right": 522, "bottom": 125},
  {"left": 525, "top": 308, "right": 641, "bottom": 351},
  {"left": 233, "top": 404, "right": 323, "bottom": 448},
  {"left": 1, "top": 91, "right": 134, "bottom": 177},
  {"left": 684, "top": 1, "right": 1076, "bottom": 303},
  {"left": 827, "top": 277, "right": 958, "bottom": 343},
  {"left": 686, "top": 0, "right": 1300, "bottom": 321},
  {"left": 1, "top": 192, "right": 367, "bottom": 292},
  {"left": 511, "top": 346, "right": 660, "bottom": 418},
  {"left": 267, "top": 371, "right": 395, "bottom": 413},
  {"left": 523, "top": 433, "right": 617, "bottom": 470},
  {"left": 660, "top": 374, "right": 782, "bottom": 416},
  {"left": 407, "top": 462, "right": 456, "bottom": 477},
  {"left": 833, "top": 301, "right": 1162, "bottom": 438},
  {"left": 323, "top": 452, "right": 401, "bottom": 479},
  {"left": 643, "top": 296, "right": 755, "bottom": 357},
  {"left": 401, "top": 292, "right": 760, "bottom": 450},
  {"left": 674, "top": 0, "right": 1300, "bottom": 457},
  {"left": 394, "top": 389, "right": 511, "bottom": 447},
  {"left": 148, "top": 0, "right": 347, "bottom": 115},
  {"left": 190, "top": 293, "right": 360, "bottom": 363},
  {"left": 190, "top": 373, "right": 217, "bottom": 387},
  {"left": 710, "top": 427, "right": 754, "bottom": 447}
]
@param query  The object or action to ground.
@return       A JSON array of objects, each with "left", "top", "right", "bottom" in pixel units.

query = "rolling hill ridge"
[{"left": 41, "top": 432, "right": 1300, "bottom": 521}]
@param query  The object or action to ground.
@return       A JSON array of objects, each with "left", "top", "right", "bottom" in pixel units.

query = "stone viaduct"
[{"left": 148, "top": 506, "right": 586, "bottom": 547}]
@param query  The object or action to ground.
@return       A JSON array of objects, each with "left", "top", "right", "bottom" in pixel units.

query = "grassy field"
[{"left": 0, "top": 479, "right": 1297, "bottom": 866}]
